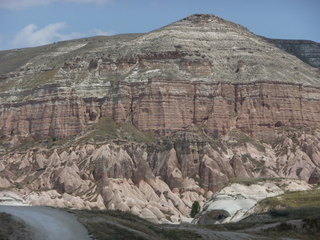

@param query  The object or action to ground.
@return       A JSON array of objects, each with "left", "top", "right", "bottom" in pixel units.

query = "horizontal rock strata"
[{"left": 0, "top": 81, "right": 320, "bottom": 142}]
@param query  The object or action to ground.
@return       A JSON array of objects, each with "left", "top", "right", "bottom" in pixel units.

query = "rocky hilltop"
[
  {"left": 1, "top": 14, "right": 320, "bottom": 223},
  {"left": 265, "top": 38, "right": 320, "bottom": 69}
]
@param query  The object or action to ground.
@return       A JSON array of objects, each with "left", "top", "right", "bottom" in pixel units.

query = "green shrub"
[
  {"left": 269, "top": 208, "right": 289, "bottom": 218},
  {"left": 190, "top": 201, "right": 200, "bottom": 218},
  {"left": 276, "top": 222, "right": 293, "bottom": 231}
]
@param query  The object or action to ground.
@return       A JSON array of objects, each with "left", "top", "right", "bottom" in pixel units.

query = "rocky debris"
[{"left": 235, "top": 60, "right": 245, "bottom": 73}]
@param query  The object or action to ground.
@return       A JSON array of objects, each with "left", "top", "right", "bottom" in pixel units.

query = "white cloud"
[
  {"left": 91, "top": 29, "right": 115, "bottom": 36},
  {"left": 0, "top": 0, "right": 112, "bottom": 9},
  {"left": 10, "top": 22, "right": 82, "bottom": 48},
  {"left": 7, "top": 22, "right": 113, "bottom": 49}
]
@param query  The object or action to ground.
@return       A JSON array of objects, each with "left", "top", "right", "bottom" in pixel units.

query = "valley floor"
[
  {"left": 0, "top": 204, "right": 263, "bottom": 240},
  {"left": 1, "top": 204, "right": 319, "bottom": 240},
  {"left": 1, "top": 187, "right": 320, "bottom": 240}
]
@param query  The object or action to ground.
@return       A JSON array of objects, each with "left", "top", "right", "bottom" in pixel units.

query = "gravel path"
[{"left": 0, "top": 205, "right": 91, "bottom": 240}]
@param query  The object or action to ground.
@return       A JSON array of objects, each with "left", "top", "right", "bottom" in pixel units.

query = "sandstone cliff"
[
  {"left": 0, "top": 14, "right": 320, "bottom": 223},
  {"left": 0, "top": 14, "right": 319, "bottom": 142}
]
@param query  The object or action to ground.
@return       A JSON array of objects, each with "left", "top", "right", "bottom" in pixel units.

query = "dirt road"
[{"left": 0, "top": 205, "right": 91, "bottom": 240}]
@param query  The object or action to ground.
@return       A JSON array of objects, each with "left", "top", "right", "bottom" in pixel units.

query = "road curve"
[{"left": 0, "top": 205, "right": 91, "bottom": 240}]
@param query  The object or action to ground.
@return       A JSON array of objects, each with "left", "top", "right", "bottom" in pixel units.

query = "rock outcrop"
[
  {"left": 192, "top": 179, "right": 311, "bottom": 224},
  {"left": 308, "top": 168, "right": 320, "bottom": 184}
]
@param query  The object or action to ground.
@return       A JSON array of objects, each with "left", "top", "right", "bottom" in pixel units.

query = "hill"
[{"left": 0, "top": 14, "right": 320, "bottom": 226}]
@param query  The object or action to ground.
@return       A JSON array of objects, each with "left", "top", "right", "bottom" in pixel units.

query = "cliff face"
[
  {"left": 1, "top": 14, "right": 320, "bottom": 222},
  {"left": 1, "top": 80, "right": 320, "bottom": 142}
]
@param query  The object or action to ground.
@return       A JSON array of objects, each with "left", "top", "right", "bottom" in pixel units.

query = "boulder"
[{"left": 308, "top": 168, "right": 320, "bottom": 184}]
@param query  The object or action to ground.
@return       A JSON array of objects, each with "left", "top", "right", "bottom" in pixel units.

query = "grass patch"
[
  {"left": 120, "top": 121, "right": 156, "bottom": 144},
  {"left": 0, "top": 212, "right": 31, "bottom": 240},
  {"left": 257, "top": 223, "right": 319, "bottom": 240},
  {"left": 84, "top": 220, "right": 146, "bottom": 240},
  {"left": 89, "top": 116, "right": 120, "bottom": 140},
  {"left": 228, "top": 177, "right": 283, "bottom": 186},
  {"left": 73, "top": 117, "right": 157, "bottom": 146},
  {"left": 25, "top": 68, "right": 59, "bottom": 89},
  {"left": 71, "top": 209, "right": 202, "bottom": 240},
  {"left": 8, "top": 135, "right": 36, "bottom": 152},
  {"left": 254, "top": 217, "right": 320, "bottom": 240},
  {"left": 260, "top": 188, "right": 320, "bottom": 210},
  {"left": 229, "top": 178, "right": 264, "bottom": 186}
]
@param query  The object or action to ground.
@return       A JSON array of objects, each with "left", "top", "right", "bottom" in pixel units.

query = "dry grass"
[
  {"left": 228, "top": 177, "right": 283, "bottom": 186},
  {"left": 0, "top": 212, "right": 32, "bottom": 240},
  {"left": 70, "top": 209, "right": 202, "bottom": 240},
  {"left": 260, "top": 188, "right": 320, "bottom": 210},
  {"left": 70, "top": 116, "right": 157, "bottom": 146},
  {"left": 242, "top": 188, "right": 320, "bottom": 239}
]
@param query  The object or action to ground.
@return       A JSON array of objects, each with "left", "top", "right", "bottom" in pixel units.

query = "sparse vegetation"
[
  {"left": 190, "top": 173, "right": 200, "bottom": 183},
  {"left": 228, "top": 177, "right": 283, "bottom": 186},
  {"left": 227, "top": 129, "right": 266, "bottom": 152},
  {"left": 0, "top": 212, "right": 31, "bottom": 240},
  {"left": 260, "top": 188, "right": 320, "bottom": 210},
  {"left": 209, "top": 138, "right": 228, "bottom": 154},
  {"left": 120, "top": 120, "right": 156, "bottom": 144},
  {"left": 56, "top": 116, "right": 158, "bottom": 147},
  {"left": 71, "top": 209, "right": 202, "bottom": 240}
]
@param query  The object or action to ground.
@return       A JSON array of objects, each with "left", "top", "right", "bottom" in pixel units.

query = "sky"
[{"left": 0, "top": 0, "right": 319, "bottom": 50}]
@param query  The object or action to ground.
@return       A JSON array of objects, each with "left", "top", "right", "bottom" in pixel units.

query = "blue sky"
[{"left": 0, "top": 0, "right": 319, "bottom": 50}]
